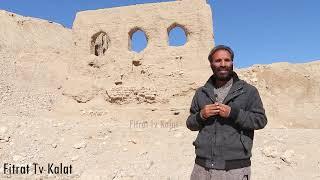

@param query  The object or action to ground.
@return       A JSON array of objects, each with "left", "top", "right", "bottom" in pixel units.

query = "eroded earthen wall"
[{"left": 68, "top": 0, "right": 214, "bottom": 105}]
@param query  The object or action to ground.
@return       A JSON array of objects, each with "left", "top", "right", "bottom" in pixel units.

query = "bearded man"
[{"left": 186, "top": 45, "right": 267, "bottom": 180}]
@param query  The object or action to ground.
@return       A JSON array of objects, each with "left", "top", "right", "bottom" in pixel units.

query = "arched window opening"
[
  {"left": 91, "top": 31, "right": 110, "bottom": 56},
  {"left": 129, "top": 28, "right": 148, "bottom": 53},
  {"left": 168, "top": 23, "right": 188, "bottom": 46}
]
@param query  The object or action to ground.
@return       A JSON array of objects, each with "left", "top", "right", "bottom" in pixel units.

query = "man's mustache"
[{"left": 216, "top": 67, "right": 231, "bottom": 71}]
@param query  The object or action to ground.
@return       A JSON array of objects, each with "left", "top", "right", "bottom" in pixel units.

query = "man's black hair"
[{"left": 208, "top": 45, "right": 234, "bottom": 62}]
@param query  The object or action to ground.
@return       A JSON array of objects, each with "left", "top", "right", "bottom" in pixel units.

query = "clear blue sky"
[{"left": 1, "top": 0, "right": 319, "bottom": 68}]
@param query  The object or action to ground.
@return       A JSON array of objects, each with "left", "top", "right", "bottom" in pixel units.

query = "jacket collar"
[{"left": 202, "top": 71, "right": 246, "bottom": 104}]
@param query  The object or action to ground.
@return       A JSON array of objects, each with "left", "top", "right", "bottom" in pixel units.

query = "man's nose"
[{"left": 221, "top": 60, "right": 226, "bottom": 67}]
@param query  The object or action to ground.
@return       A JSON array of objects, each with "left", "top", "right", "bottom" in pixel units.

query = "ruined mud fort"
[{"left": 64, "top": 0, "right": 214, "bottom": 105}]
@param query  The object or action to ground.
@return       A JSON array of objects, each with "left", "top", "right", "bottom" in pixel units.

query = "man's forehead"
[
  {"left": 208, "top": 45, "right": 234, "bottom": 62},
  {"left": 213, "top": 49, "right": 232, "bottom": 57}
]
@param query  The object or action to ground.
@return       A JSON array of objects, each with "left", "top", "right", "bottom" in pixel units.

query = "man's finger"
[
  {"left": 219, "top": 105, "right": 230, "bottom": 111},
  {"left": 206, "top": 104, "right": 218, "bottom": 108},
  {"left": 217, "top": 106, "right": 225, "bottom": 110},
  {"left": 208, "top": 106, "right": 220, "bottom": 111},
  {"left": 207, "top": 110, "right": 220, "bottom": 116}
]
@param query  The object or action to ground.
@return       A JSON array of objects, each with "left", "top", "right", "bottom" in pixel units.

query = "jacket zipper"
[
  {"left": 212, "top": 118, "right": 217, "bottom": 164},
  {"left": 202, "top": 86, "right": 243, "bottom": 166}
]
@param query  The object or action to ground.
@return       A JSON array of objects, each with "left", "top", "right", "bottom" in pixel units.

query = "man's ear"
[{"left": 233, "top": 61, "right": 238, "bottom": 70}]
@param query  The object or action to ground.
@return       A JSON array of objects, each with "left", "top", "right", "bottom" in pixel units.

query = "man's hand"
[
  {"left": 217, "top": 103, "right": 231, "bottom": 118},
  {"left": 200, "top": 103, "right": 231, "bottom": 119},
  {"left": 200, "top": 104, "right": 220, "bottom": 119}
]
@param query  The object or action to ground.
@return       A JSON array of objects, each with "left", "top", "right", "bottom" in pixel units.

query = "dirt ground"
[{"left": 1, "top": 109, "right": 320, "bottom": 179}]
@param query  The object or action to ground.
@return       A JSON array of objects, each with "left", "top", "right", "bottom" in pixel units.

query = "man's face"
[{"left": 210, "top": 49, "right": 233, "bottom": 81}]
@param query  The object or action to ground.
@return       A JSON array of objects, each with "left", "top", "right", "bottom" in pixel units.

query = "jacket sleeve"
[
  {"left": 228, "top": 86, "right": 267, "bottom": 130},
  {"left": 186, "top": 90, "right": 206, "bottom": 131}
]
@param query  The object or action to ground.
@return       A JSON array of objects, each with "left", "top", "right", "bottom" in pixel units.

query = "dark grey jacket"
[{"left": 186, "top": 72, "right": 267, "bottom": 169}]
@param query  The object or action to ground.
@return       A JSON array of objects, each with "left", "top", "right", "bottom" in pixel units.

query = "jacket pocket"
[
  {"left": 193, "top": 131, "right": 212, "bottom": 159},
  {"left": 240, "top": 131, "right": 253, "bottom": 154},
  {"left": 193, "top": 133, "right": 204, "bottom": 148}
]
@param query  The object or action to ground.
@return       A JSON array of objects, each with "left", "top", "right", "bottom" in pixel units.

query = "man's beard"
[{"left": 211, "top": 65, "right": 233, "bottom": 81}]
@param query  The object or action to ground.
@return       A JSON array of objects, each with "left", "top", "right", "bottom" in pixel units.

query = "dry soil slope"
[
  {"left": 0, "top": 10, "right": 72, "bottom": 117},
  {"left": 0, "top": 10, "right": 71, "bottom": 54},
  {"left": 237, "top": 60, "right": 320, "bottom": 128}
]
